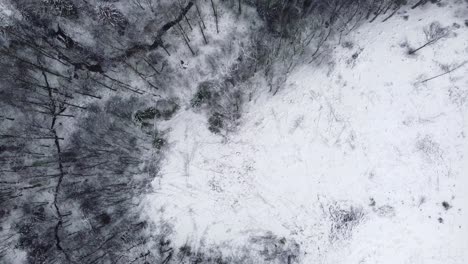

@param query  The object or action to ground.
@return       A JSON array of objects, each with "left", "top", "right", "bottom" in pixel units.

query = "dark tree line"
[{"left": 0, "top": 0, "right": 198, "bottom": 262}]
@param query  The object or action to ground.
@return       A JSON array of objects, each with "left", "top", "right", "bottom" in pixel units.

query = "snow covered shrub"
[
  {"left": 191, "top": 79, "right": 243, "bottom": 135},
  {"left": 152, "top": 129, "right": 166, "bottom": 150},
  {"left": 424, "top": 21, "right": 449, "bottom": 41},
  {"left": 229, "top": 49, "right": 260, "bottom": 84},
  {"left": 448, "top": 85, "right": 468, "bottom": 107},
  {"left": 248, "top": 232, "right": 301, "bottom": 263},
  {"left": 134, "top": 99, "right": 179, "bottom": 128},
  {"left": 415, "top": 135, "right": 443, "bottom": 163},
  {"left": 154, "top": 98, "right": 180, "bottom": 120},
  {"left": 208, "top": 112, "right": 224, "bottom": 134},
  {"left": 191, "top": 81, "right": 216, "bottom": 108},
  {"left": 342, "top": 41, "right": 354, "bottom": 49},
  {"left": 135, "top": 107, "right": 158, "bottom": 123},
  {"left": 328, "top": 203, "right": 365, "bottom": 242},
  {"left": 374, "top": 205, "right": 396, "bottom": 217},
  {"left": 152, "top": 135, "right": 166, "bottom": 150},
  {"left": 97, "top": 4, "right": 128, "bottom": 33},
  {"left": 42, "top": 0, "right": 77, "bottom": 18}
]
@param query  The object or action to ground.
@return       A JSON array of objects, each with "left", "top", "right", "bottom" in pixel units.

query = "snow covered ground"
[{"left": 144, "top": 2, "right": 468, "bottom": 263}]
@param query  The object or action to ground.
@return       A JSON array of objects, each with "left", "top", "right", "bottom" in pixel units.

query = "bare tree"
[
  {"left": 409, "top": 22, "right": 449, "bottom": 55},
  {"left": 210, "top": 0, "right": 219, "bottom": 34}
]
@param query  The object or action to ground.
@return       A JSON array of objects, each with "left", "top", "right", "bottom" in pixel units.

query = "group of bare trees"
[
  {"left": 0, "top": 0, "right": 266, "bottom": 261},
  {"left": 241, "top": 0, "right": 410, "bottom": 95},
  {"left": 0, "top": 0, "right": 199, "bottom": 263},
  {"left": 188, "top": 0, "right": 415, "bottom": 136}
]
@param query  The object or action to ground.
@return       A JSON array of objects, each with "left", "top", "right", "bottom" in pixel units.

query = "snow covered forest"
[{"left": 0, "top": 0, "right": 467, "bottom": 263}]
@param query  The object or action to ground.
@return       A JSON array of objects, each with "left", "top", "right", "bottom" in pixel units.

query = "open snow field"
[{"left": 145, "top": 2, "right": 468, "bottom": 263}]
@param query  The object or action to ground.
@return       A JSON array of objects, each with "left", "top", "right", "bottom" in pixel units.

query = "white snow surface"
[{"left": 144, "top": 3, "right": 468, "bottom": 263}]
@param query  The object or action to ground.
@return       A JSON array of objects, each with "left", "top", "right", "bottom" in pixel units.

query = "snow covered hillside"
[{"left": 145, "top": 2, "right": 468, "bottom": 263}]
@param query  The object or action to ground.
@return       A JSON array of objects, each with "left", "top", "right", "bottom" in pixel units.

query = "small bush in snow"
[
  {"left": 97, "top": 5, "right": 128, "bottom": 32},
  {"left": 135, "top": 107, "right": 158, "bottom": 123},
  {"left": 328, "top": 203, "right": 365, "bottom": 242},
  {"left": 424, "top": 21, "right": 449, "bottom": 41},
  {"left": 208, "top": 112, "right": 224, "bottom": 134},
  {"left": 134, "top": 99, "right": 179, "bottom": 123},
  {"left": 42, "top": 0, "right": 77, "bottom": 18},
  {"left": 191, "top": 81, "right": 215, "bottom": 108},
  {"left": 154, "top": 99, "right": 179, "bottom": 120},
  {"left": 191, "top": 80, "right": 243, "bottom": 135}
]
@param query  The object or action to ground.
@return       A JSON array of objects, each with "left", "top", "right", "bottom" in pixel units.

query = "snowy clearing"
[{"left": 145, "top": 3, "right": 468, "bottom": 263}]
